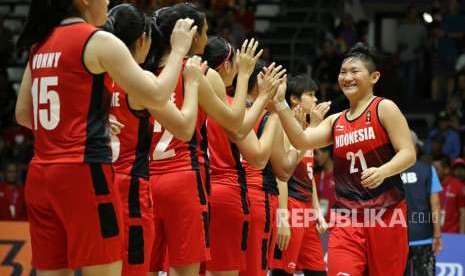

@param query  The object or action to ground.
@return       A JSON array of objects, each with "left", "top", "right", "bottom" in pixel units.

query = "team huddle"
[{"left": 15, "top": 1, "right": 417, "bottom": 276}]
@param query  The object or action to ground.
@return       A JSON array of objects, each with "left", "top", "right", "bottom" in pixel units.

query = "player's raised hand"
[
  {"left": 293, "top": 105, "right": 307, "bottom": 129},
  {"left": 236, "top": 38, "right": 263, "bottom": 77},
  {"left": 257, "top": 62, "right": 286, "bottom": 100},
  {"left": 170, "top": 18, "right": 198, "bottom": 57},
  {"left": 183, "top": 55, "right": 205, "bottom": 85},
  {"left": 273, "top": 75, "right": 288, "bottom": 103},
  {"left": 309, "top": 101, "right": 331, "bottom": 127}
]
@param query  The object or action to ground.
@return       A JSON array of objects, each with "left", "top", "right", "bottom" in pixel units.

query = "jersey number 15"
[{"left": 32, "top": 76, "right": 60, "bottom": 130}]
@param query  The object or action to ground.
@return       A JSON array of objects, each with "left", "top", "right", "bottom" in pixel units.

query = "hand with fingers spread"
[
  {"left": 309, "top": 101, "right": 331, "bottom": 127},
  {"left": 170, "top": 18, "right": 198, "bottom": 57},
  {"left": 257, "top": 62, "right": 286, "bottom": 101},
  {"left": 361, "top": 167, "right": 387, "bottom": 189},
  {"left": 236, "top": 38, "right": 263, "bottom": 77},
  {"left": 183, "top": 55, "right": 205, "bottom": 85}
]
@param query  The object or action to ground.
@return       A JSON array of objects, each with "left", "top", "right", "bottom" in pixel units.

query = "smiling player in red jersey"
[{"left": 273, "top": 43, "right": 416, "bottom": 276}]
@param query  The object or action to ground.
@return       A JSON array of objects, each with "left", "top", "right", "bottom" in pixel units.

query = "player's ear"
[{"left": 370, "top": 71, "right": 380, "bottom": 85}]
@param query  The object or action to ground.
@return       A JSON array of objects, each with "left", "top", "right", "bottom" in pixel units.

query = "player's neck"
[{"left": 347, "top": 93, "right": 375, "bottom": 120}]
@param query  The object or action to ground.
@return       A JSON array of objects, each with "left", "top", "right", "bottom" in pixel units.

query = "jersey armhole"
[
  {"left": 81, "top": 29, "right": 102, "bottom": 76},
  {"left": 375, "top": 97, "right": 390, "bottom": 135}
]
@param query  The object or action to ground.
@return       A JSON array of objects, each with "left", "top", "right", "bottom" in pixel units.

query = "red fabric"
[
  {"left": 239, "top": 188, "right": 277, "bottom": 276},
  {"left": 206, "top": 184, "right": 249, "bottom": 271},
  {"left": 150, "top": 170, "right": 210, "bottom": 270},
  {"left": 149, "top": 60, "right": 206, "bottom": 175},
  {"left": 106, "top": 76, "right": 153, "bottom": 178},
  {"left": 315, "top": 170, "right": 336, "bottom": 219},
  {"left": 115, "top": 173, "right": 154, "bottom": 276},
  {"left": 270, "top": 198, "right": 325, "bottom": 273},
  {"left": 29, "top": 23, "right": 112, "bottom": 164},
  {"left": 439, "top": 176, "right": 465, "bottom": 233},
  {"left": 327, "top": 200, "right": 408, "bottom": 276},
  {"left": 332, "top": 97, "right": 403, "bottom": 209},
  {"left": 25, "top": 162, "right": 122, "bottom": 269}
]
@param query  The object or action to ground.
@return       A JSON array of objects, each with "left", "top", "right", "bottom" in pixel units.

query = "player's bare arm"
[
  {"left": 15, "top": 64, "right": 33, "bottom": 129},
  {"left": 361, "top": 99, "right": 416, "bottom": 188}
]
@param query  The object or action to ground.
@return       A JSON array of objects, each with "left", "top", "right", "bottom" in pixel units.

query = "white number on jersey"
[
  {"left": 32, "top": 76, "right": 60, "bottom": 130},
  {"left": 152, "top": 120, "right": 176, "bottom": 160},
  {"left": 346, "top": 149, "right": 367, "bottom": 174}
]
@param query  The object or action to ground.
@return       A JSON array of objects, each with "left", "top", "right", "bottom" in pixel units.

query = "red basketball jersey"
[
  {"left": 149, "top": 60, "right": 206, "bottom": 174},
  {"left": 288, "top": 150, "right": 314, "bottom": 202},
  {"left": 207, "top": 96, "right": 246, "bottom": 188},
  {"left": 332, "top": 97, "right": 404, "bottom": 209},
  {"left": 242, "top": 111, "right": 278, "bottom": 194},
  {"left": 29, "top": 22, "right": 112, "bottom": 164},
  {"left": 106, "top": 76, "right": 153, "bottom": 178}
]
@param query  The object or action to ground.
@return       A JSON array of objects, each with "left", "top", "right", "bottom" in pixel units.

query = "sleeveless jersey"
[
  {"left": 149, "top": 60, "right": 206, "bottom": 175},
  {"left": 29, "top": 22, "right": 111, "bottom": 164},
  {"left": 288, "top": 150, "right": 314, "bottom": 202},
  {"left": 242, "top": 111, "right": 278, "bottom": 194},
  {"left": 332, "top": 97, "right": 404, "bottom": 209},
  {"left": 106, "top": 76, "right": 153, "bottom": 178},
  {"left": 207, "top": 96, "right": 246, "bottom": 189}
]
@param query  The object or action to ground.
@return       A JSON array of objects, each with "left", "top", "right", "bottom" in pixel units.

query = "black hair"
[
  {"left": 17, "top": 0, "right": 79, "bottom": 50},
  {"left": 103, "top": 4, "right": 151, "bottom": 52},
  {"left": 432, "top": 154, "right": 451, "bottom": 169},
  {"left": 248, "top": 59, "right": 267, "bottom": 93},
  {"left": 146, "top": 3, "right": 206, "bottom": 70},
  {"left": 285, "top": 74, "right": 318, "bottom": 106},
  {"left": 203, "top": 36, "right": 235, "bottom": 70},
  {"left": 343, "top": 42, "right": 379, "bottom": 73}
]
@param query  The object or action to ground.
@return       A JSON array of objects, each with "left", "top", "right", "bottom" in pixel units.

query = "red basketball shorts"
[
  {"left": 327, "top": 200, "right": 408, "bottom": 276},
  {"left": 25, "top": 162, "right": 123, "bottom": 269},
  {"left": 115, "top": 173, "right": 154, "bottom": 276},
  {"left": 206, "top": 183, "right": 249, "bottom": 271},
  {"left": 149, "top": 170, "right": 210, "bottom": 271},
  {"left": 270, "top": 197, "right": 325, "bottom": 273}
]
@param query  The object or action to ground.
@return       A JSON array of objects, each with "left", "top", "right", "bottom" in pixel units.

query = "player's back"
[
  {"left": 149, "top": 60, "right": 205, "bottom": 174},
  {"left": 106, "top": 76, "right": 153, "bottom": 178},
  {"left": 30, "top": 22, "right": 111, "bottom": 164},
  {"left": 288, "top": 150, "right": 314, "bottom": 202}
]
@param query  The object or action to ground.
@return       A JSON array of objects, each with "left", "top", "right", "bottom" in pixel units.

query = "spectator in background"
[
  {"left": 402, "top": 131, "right": 442, "bottom": 276},
  {"left": 397, "top": 5, "right": 427, "bottom": 99},
  {"left": 334, "top": 14, "right": 359, "bottom": 53},
  {"left": 0, "top": 15, "right": 13, "bottom": 74},
  {"left": 431, "top": 0, "right": 465, "bottom": 100},
  {"left": 235, "top": 0, "right": 255, "bottom": 36},
  {"left": 314, "top": 146, "right": 335, "bottom": 220},
  {"left": 432, "top": 155, "right": 465, "bottom": 233},
  {"left": 425, "top": 111, "right": 461, "bottom": 159},
  {"left": 312, "top": 39, "right": 344, "bottom": 111},
  {"left": 0, "top": 162, "right": 26, "bottom": 221}
]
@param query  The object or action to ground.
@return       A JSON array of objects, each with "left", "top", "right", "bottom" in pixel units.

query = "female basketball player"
[
  {"left": 103, "top": 4, "right": 204, "bottom": 276},
  {"left": 203, "top": 37, "right": 284, "bottom": 276},
  {"left": 147, "top": 4, "right": 261, "bottom": 276},
  {"left": 273, "top": 43, "right": 416, "bottom": 276},
  {"left": 15, "top": 0, "right": 196, "bottom": 275},
  {"left": 270, "top": 75, "right": 328, "bottom": 276}
]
